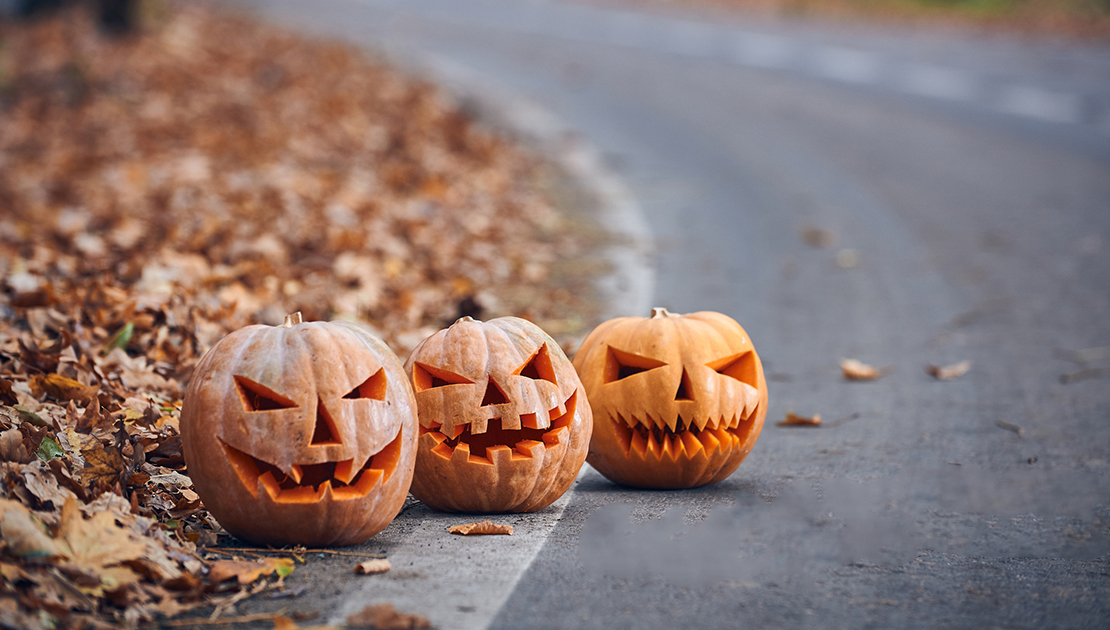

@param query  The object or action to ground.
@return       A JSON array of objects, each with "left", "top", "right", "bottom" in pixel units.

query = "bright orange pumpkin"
[
  {"left": 404, "top": 316, "right": 591, "bottom": 512},
  {"left": 181, "top": 313, "right": 417, "bottom": 546},
  {"left": 572, "top": 308, "right": 767, "bottom": 489}
]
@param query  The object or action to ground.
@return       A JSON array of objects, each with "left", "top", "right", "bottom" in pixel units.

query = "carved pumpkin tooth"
[
  {"left": 288, "top": 464, "right": 304, "bottom": 485},
  {"left": 542, "top": 426, "right": 568, "bottom": 447},
  {"left": 521, "top": 412, "right": 542, "bottom": 430},
  {"left": 431, "top": 440, "right": 454, "bottom": 460},
  {"left": 630, "top": 430, "right": 648, "bottom": 457},
  {"left": 681, "top": 431, "right": 703, "bottom": 457},
  {"left": 259, "top": 471, "right": 282, "bottom": 500},
  {"left": 514, "top": 439, "right": 545, "bottom": 459},
  {"left": 548, "top": 405, "right": 562, "bottom": 422},
  {"left": 450, "top": 442, "right": 472, "bottom": 463},
  {"left": 333, "top": 459, "right": 356, "bottom": 484},
  {"left": 661, "top": 435, "right": 675, "bottom": 460},
  {"left": 698, "top": 430, "right": 721, "bottom": 454},
  {"left": 671, "top": 435, "right": 686, "bottom": 460},
  {"left": 613, "top": 419, "right": 633, "bottom": 455}
]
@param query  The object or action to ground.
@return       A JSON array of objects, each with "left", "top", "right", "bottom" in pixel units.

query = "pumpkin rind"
[
  {"left": 405, "top": 316, "right": 592, "bottom": 513},
  {"left": 181, "top": 318, "right": 417, "bottom": 546},
  {"left": 572, "top": 309, "right": 767, "bottom": 489}
]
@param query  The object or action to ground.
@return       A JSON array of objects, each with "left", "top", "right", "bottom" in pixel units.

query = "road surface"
[{"left": 227, "top": 1, "right": 1110, "bottom": 628}]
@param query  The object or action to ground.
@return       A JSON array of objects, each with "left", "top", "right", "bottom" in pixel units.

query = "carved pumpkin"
[
  {"left": 181, "top": 313, "right": 417, "bottom": 546},
  {"left": 572, "top": 308, "right": 767, "bottom": 489},
  {"left": 404, "top": 316, "right": 591, "bottom": 513}
]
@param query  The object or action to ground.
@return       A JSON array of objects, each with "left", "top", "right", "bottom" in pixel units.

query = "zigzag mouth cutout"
[
  {"left": 420, "top": 391, "right": 578, "bottom": 465},
  {"left": 610, "top": 411, "right": 756, "bottom": 460},
  {"left": 220, "top": 429, "right": 403, "bottom": 503}
]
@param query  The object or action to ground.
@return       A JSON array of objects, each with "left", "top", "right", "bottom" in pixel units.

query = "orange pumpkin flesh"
[
  {"left": 181, "top": 314, "right": 417, "bottom": 546},
  {"left": 573, "top": 308, "right": 767, "bottom": 489},
  {"left": 405, "top": 316, "right": 592, "bottom": 513}
]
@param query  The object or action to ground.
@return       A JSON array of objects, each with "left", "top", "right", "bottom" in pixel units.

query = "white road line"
[
  {"left": 997, "top": 85, "right": 1083, "bottom": 124},
  {"left": 728, "top": 32, "right": 796, "bottom": 68},
  {"left": 329, "top": 484, "right": 581, "bottom": 630},
  {"left": 664, "top": 20, "right": 719, "bottom": 58},
  {"left": 896, "top": 63, "right": 977, "bottom": 102},
  {"left": 812, "top": 46, "right": 883, "bottom": 84}
]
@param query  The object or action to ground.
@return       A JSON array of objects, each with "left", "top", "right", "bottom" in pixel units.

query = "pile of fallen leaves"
[{"left": 0, "top": 3, "right": 599, "bottom": 627}]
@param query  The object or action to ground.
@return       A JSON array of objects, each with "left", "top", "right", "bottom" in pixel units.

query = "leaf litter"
[{"left": 0, "top": 1, "right": 606, "bottom": 627}]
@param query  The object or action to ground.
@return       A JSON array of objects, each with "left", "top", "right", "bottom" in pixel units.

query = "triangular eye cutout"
[
  {"left": 344, "top": 368, "right": 387, "bottom": 400},
  {"left": 481, "top": 378, "right": 510, "bottom": 406},
  {"left": 708, "top": 351, "right": 758, "bottom": 388},
  {"left": 516, "top": 344, "right": 558, "bottom": 385},
  {"left": 674, "top": 368, "right": 694, "bottom": 401},
  {"left": 412, "top": 362, "right": 473, "bottom": 393},
  {"left": 311, "top": 397, "right": 342, "bottom": 446},
  {"left": 603, "top": 346, "right": 667, "bottom": 383},
  {"left": 235, "top": 376, "right": 297, "bottom": 412}
]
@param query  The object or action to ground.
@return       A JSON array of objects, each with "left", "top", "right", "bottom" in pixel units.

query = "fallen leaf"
[
  {"left": 927, "top": 360, "right": 971, "bottom": 380},
  {"left": 36, "top": 436, "right": 64, "bottom": 462},
  {"left": 77, "top": 440, "right": 127, "bottom": 495},
  {"left": 29, "top": 374, "right": 98, "bottom": 404},
  {"left": 346, "top": 603, "right": 431, "bottom": 629},
  {"left": 839, "top": 358, "right": 881, "bottom": 381},
  {"left": 0, "top": 428, "right": 34, "bottom": 463},
  {"left": 0, "top": 499, "right": 62, "bottom": 559},
  {"left": 776, "top": 412, "right": 822, "bottom": 427},
  {"left": 995, "top": 419, "right": 1024, "bottom": 436},
  {"left": 448, "top": 520, "right": 513, "bottom": 536},
  {"left": 207, "top": 557, "right": 295, "bottom": 585},
  {"left": 353, "top": 559, "right": 391, "bottom": 575}
]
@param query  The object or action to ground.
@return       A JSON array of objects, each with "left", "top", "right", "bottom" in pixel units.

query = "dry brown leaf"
[
  {"left": 839, "top": 358, "right": 881, "bottom": 381},
  {"left": 207, "top": 557, "right": 295, "bottom": 585},
  {"left": 449, "top": 520, "right": 514, "bottom": 536},
  {"left": 0, "top": 498, "right": 62, "bottom": 559},
  {"left": 927, "top": 360, "right": 972, "bottom": 380},
  {"left": 776, "top": 412, "right": 822, "bottom": 427},
  {"left": 346, "top": 603, "right": 432, "bottom": 629},
  {"left": 0, "top": 429, "right": 34, "bottom": 463},
  {"left": 353, "top": 559, "right": 392, "bottom": 575},
  {"left": 29, "top": 374, "right": 98, "bottom": 404}
]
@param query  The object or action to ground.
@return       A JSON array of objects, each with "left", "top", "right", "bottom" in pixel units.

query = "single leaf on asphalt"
[
  {"left": 448, "top": 520, "right": 513, "bottom": 536},
  {"left": 346, "top": 603, "right": 431, "bottom": 629},
  {"left": 208, "top": 557, "right": 295, "bottom": 585},
  {"left": 776, "top": 412, "right": 822, "bottom": 427},
  {"left": 840, "top": 358, "right": 881, "bottom": 381},
  {"left": 927, "top": 360, "right": 971, "bottom": 380},
  {"left": 353, "top": 559, "right": 391, "bottom": 574}
]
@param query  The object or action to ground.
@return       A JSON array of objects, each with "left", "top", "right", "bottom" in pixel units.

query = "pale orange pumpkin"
[
  {"left": 181, "top": 313, "right": 417, "bottom": 546},
  {"left": 404, "top": 316, "right": 591, "bottom": 513},
  {"left": 572, "top": 308, "right": 767, "bottom": 489}
]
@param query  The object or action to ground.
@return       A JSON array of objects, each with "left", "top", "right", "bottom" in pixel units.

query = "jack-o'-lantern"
[
  {"left": 404, "top": 316, "right": 591, "bottom": 513},
  {"left": 572, "top": 308, "right": 767, "bottom": 489},
  {"left": 181, "top": 313, "right": 417, "bottom": 546}
]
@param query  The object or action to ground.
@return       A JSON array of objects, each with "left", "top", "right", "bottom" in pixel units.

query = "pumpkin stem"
[
  {"left": 650, "top": 307, "right": 677, "bottom": 319},
  {"left": 454, "top": 316, "right": 479, "bottom": 324},
  {"left": 281, "top": 312, "right": 304, "bottom": 327}
]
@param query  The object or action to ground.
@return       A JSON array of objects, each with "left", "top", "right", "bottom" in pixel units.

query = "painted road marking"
[
  {"left": 997, "top": 85, "right": 1083, "bottom": 124},
  {"left": 897, "top": 64, "right": 977, "bottom": 102},
  {"left": 812, "top": 46, "right": 883, "bottom": 84},
  {"left": 329, "top": 486, "right": 579, "bottom": 630}
]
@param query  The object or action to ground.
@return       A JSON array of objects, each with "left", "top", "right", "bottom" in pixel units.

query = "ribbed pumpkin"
[
  {"left": 181, "top": 313, "right": 417, "bottom": 546},
  {"left": 572, "top": 308, "right": 767, "bottom": 489},
  {"left": 404, "top": 316, "right": 591, "bottom": 512}
]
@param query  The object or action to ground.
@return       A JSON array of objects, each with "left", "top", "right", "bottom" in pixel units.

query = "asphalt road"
[{"left": 229, "top": 1, "right": 1110, "bottom": 628}]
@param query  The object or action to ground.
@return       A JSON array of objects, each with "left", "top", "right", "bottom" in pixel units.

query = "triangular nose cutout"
[
  {"left": 482, "top": 379, "right": 509, "bottom": 406},
  {"left": 311, "top": 397, "right": 342, "bottom": 446},
  {"left": 675, "top": 368, "right": 694, "bottom": 401}
]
